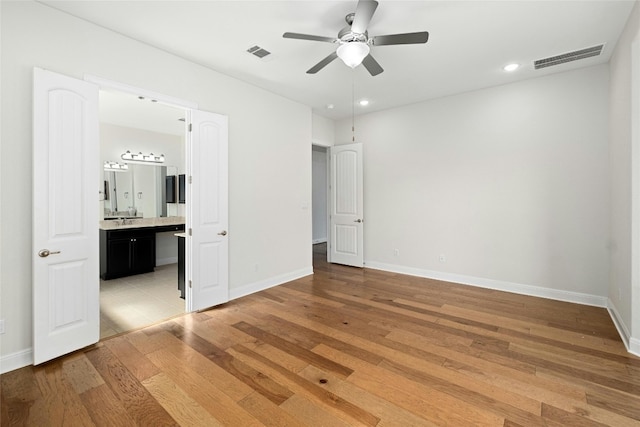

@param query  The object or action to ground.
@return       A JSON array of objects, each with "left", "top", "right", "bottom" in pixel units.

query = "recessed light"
[
  {"left": 359, "top": 99, "right": 369, "bottom": 106},
  {"left": 503, "top": 63, "right": 520, "bottom": 72},
  {"left": 326, "top": 104, "right": 335, "bottom": 109}
]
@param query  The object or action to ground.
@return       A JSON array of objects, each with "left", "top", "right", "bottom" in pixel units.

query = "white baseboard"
[
  {"left": 607, "top": 299, "right": 631, "bottom": 347},
  {"left": 156, "top": 257, "right": 178, "bottom": 266},
  {"left": 313, "top": 238, "right": 327, "bottom": 244},
  {"left": 0, "top": 348, "right": 32, "bottom": 374},
  {"left": 364, "top": 260, "right": 608, "bottom": 308},
  {"left": 229, "top": 267, "right": 314, "bottom": 301},
  {"left": 607, "top": 299, "right": 640, "bottom": 357},
  {"left": 631, "top": 337, "right": 640, "bottom": 356}
]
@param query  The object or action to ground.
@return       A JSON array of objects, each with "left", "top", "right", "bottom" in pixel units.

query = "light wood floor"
[{"left": 2, "top": 243, "right": 640, "bottom": 426}]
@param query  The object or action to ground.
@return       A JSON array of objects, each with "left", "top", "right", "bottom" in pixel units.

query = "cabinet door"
[
  {"left": 107, "top": 237, "right": 132, "bottom": 277},
  {"left": 131, "top": 234, "right": 155, "bottom": 274}
]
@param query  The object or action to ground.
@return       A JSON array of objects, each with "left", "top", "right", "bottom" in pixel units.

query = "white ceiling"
[
  {"left": 99, "top": 89, "right": 186, "bottom": 136},
  {"left": 43, "top": 0, "right": 635, "bottom": 122}
]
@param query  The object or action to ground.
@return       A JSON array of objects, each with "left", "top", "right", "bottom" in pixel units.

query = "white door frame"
[
  {"left": 629, "top": 35, "right": 640, "bottom": 356},
  {"left": 311, "top": 143, "right": 330, "bottom": 247}
]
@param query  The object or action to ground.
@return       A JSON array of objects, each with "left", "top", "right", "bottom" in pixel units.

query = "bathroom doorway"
[{"left": 98, "top": 88, "right": 187, "bottom": 338}]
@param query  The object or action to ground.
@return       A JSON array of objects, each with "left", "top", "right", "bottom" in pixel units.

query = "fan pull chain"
[{"left": 352, "top": 70, "right": 356, "bottom": 142}]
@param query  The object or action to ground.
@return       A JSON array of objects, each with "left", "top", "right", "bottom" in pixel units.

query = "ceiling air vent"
[
  {"left": 247, "top": 45, "right": 271, "bottom": 59},
  {"left": 534, "top": 44, "right": 605, "bottom": 70}
]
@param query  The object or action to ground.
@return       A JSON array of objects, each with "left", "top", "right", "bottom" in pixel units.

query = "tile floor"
[{"left": 100, "top": 263, "right": 184, "bottom": 339}]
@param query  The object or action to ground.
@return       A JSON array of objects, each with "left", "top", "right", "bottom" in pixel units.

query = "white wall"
[
  {"left": 101, "top": 123, "right": 183, "bottom": 170},
  {"left": 312, "top": 113, "right": 335, "bottom": 147},
  {"left": 312, "top": 146, "right": 328, "bottom": 243},
  {"left": 336, "top": 65, "right": 610, "bottom": 305},
  {"left": 609, "top": 0, "right": 640, "bottom": 354},
  {"left": 0, "top": 1, "right": 312, "bottom": 369}
]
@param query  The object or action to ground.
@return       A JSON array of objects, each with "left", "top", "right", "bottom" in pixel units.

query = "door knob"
[
  {"left": 354, "top": 219, "right": 363, "bottom": 223},
  {"left": 38, "top": 249, "right": 61, "bottom": 258},
  {"left": 218, "top": 230, "right": 227, "bottom": 236}
]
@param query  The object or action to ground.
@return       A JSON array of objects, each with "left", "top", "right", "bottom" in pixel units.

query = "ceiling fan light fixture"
[{"left": 337, "top": 42, "right": 370, "bottom": 68}]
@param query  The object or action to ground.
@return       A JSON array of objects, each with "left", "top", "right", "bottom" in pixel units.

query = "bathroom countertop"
[{"left": 99, "top": 216, "right": 186, "bottom": 231}]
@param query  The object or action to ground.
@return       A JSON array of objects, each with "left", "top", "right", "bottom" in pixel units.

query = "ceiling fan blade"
[
  {"left": 372, "top": 31, "right": 429, "bottom": 46},
  {"left": 307, "top": 51, "right": 339, "bottom": 74},
  {"left": 351, "top": 0, "right": 379, "bottom": 34},
  {"left": 362, "top": 54, "right": 384, "bottom": 76},
  {"left": 283, "top": 32, "right": 337, "bottom": 43}
]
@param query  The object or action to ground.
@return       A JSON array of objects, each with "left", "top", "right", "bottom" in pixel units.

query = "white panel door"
[
  {"left": 187, "top": 109, "right": 229, "bottom": 311},
  {"left": 33, "top": 68, "right": 100, "bottom": 364},
  {"left": 329, "top": 143, "right": 364, "bottom": 267}
]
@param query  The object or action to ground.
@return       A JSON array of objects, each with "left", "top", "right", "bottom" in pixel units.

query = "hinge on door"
[
  {"left": 188, "top": 123, "right": 192, "bottom": 132},
  {"left": 189, "top": 176, "right": 193, "bottom": 184},
  {"left": 189, "top": 280, "right": 192, "bottom": 288},
  {"left": 189, "top": 228, "right": 192, "bottom": 236}
]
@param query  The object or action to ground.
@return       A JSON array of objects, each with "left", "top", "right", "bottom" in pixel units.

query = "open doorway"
[
  {"left": 312, "top": 145, "right": 329, "bottom": 260},
  {"left": 98, "top": 89, "right": 187, "bottom": 339}
]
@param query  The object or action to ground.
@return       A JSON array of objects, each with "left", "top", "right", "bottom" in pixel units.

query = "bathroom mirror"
[{"left": 103, "top": 164, "right": 174, "bottom": 218}]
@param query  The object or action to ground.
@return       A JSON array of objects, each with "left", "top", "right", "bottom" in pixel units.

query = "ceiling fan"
[{"left": 283, "top": 0, "right": 429, "bottom": 76}]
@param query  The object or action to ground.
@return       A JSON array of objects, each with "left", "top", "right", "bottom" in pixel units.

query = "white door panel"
[
  {"left": 329, "top": 143, "right": 363, "bottom": 267},
  {"left": 187, "top": 110, "right": 229, "bottom": 311},
  {"left": 33, "top": 68, "right": 100, "bottom": 364}
]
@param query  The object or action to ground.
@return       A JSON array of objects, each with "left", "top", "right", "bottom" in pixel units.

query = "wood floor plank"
[
  {"left": 509, "top": 341, "right": 635, "bottom": 384},
  {"left": 541, "top": 402, "right": 609, "bottom": 427},
  {"left": 472, "top": 339, "right": 640, "bottom": 395},
  {"left": 378, "top": 357, "right": 545, "bottom": 426},
  {"left": 237, "top": 391, "right": 309, "bottom": 427},
  {"left": 142, "top": 372, "right": 224, "bottom": 426},
  {"left": 145, "top": 347, "right": 266, "bottom": 427},
  {"left": 257, "top": 295, "right": 449, "bottom": 367},
  {"left": 228, "top": 343, "right": 381, "bottom": 427},
  {"left": 585, "top": 385, "right": 640, "bottom": 421},
  {"left": 231, "top": 321, "right": 354, "bottom": 379},
  {"left": 298, "top": 364, "right": 440, "bottom": 427},
  {"left": 173, "top": 312, "right": 258, "bottom": 350},
  {"left": 124, "top": 328, "right": 180, "bottom": 355},
  {"left": 160, "top": 320, "right": 295, "bottom": 405},
  {"left": 84, "top": 345, "right": 178, "bottom": 426},
  {"left": 104, "top": 335, "right": 160, "bottom": 381},
  {"left": 152, "top": 331, "right": 257, "bottom": 403},
  {"left": 32, "top": 362, "right": 96, "bottom": 427},
  {"left": 314, "top": 343, "right": 505, "bottom": 426},
  {"left": 279, "top": 394, "right": 354, "bottom": 427},
  {"left": 1, "top": 366, "right": 49, "bottom": 427},
  {"left": 250, "top": 300, "right": 386, "bottom": 365},
  {"left": 80, "top": 383, "right": 138, "bottom": 426},
  {"left": 385, "top": 328, "right": 586, "bottom": 402},
  {"left": 61, "top": 355, "right": 105, "bottom": 395}
]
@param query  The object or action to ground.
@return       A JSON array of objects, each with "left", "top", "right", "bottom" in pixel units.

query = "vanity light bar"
[
  {"left": 104, "top": 161, "right": 129, "bottom": 171},
  {"left": 121, "top": 151, "right": 165, "bottom": 164}
]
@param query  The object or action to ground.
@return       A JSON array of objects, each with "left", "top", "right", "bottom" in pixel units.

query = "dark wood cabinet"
[{"left": 100, "top": 228, "right": 156, "bottom": 280}]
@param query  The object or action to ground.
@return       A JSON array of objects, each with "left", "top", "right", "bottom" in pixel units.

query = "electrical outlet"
[
  {"left": 0, "top": 319, "right": 5, "bottom": 334},
  {"left": 439, "top": 254, "right": 446, "bottom": 263},
  {"left": 253, "top": 263, "right": 259, "bottom": 272},
  {"left": 393, "top": 249, "right": 400, "bottom": 256}
]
